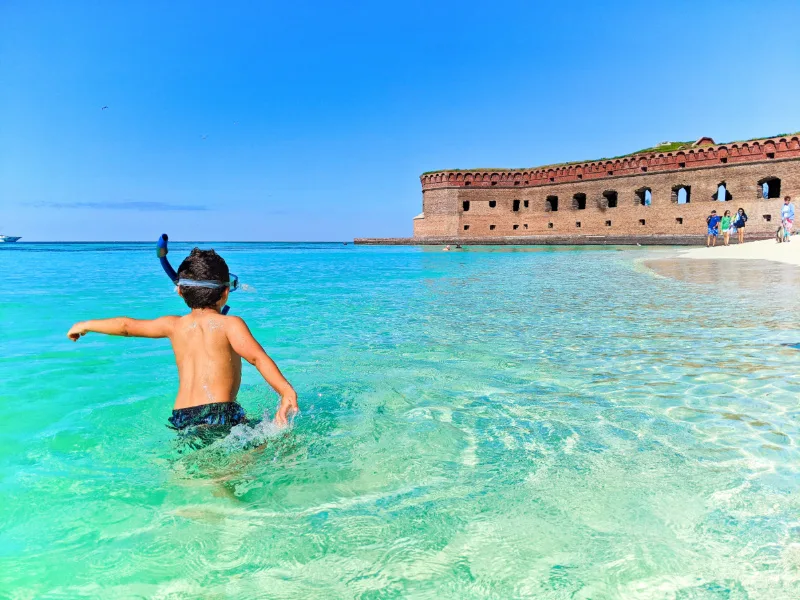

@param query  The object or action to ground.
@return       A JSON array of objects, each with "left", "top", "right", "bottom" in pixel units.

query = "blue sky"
[{"left": 1, "top": 0, "right": 798, "bottom": 241}]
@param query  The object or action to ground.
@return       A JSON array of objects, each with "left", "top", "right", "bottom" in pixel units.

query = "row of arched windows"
[{"left": 462, "top": 177, "right": 783, "bottom": 213}]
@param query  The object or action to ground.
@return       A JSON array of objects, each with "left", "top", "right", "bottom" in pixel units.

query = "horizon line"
[{"left": 0, "top": 238, "right": 355, "bottom": 240}]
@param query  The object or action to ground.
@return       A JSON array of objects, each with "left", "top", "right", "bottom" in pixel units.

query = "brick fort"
[{"left": 357, "top": 133, "right": 800, "bottom": 245}]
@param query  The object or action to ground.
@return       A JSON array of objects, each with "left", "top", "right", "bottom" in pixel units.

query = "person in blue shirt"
[
  {"left": 780, "top": 196, "right": 795, "bottom": 243},
  {"left": 706, "top": 210, "right": 722, "bottom": 247}
]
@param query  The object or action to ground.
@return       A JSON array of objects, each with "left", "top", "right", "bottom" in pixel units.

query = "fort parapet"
[{"left": 359, "top": 135, "right": 800, "bottom": 245}]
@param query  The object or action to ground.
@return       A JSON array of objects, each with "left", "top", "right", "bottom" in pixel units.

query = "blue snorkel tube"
[{"left": 157, "top": 234, "right": 232, "bottom": 315}]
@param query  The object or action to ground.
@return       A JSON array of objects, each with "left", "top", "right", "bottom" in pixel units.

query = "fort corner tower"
[{"left": 412, "top": 134, "right": 800, "bottom": 244}]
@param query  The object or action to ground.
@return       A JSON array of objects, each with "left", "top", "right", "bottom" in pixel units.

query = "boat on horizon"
[{"left": 0, "top": 234, "right": 21, "bottom": 243}]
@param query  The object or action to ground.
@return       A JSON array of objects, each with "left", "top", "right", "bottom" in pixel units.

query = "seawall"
[{"left": 354, "top": 233, "right": 775, "bottom": 246}]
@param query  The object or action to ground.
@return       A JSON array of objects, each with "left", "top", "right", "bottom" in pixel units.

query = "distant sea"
[{"left": 2, "top": 242, "right": 800, "bottom": 598}]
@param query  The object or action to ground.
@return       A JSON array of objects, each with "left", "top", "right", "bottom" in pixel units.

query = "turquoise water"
[{"left": 2, "top": 243, "right": 800, "bottom": 599}]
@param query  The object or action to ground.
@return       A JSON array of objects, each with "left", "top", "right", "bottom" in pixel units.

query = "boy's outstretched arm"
[
  {"left": 67, "top": 317, "right": 178, "bottom": 341},
  {"left": 226, "top": 316, "right": 298, "bottom": 426}
]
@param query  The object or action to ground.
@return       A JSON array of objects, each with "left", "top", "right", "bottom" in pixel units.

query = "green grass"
[
  {"left": 627, "top": 141, "right": 694, "bottom": 154},
  {"left": 421, "top": 132, "right": 800, "bottom": 176}
]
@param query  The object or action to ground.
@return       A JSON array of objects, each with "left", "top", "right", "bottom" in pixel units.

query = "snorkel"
[
  {"left": 156, "top": 234, "right": 179, "bottom": 284},
  {"left": 156, "top": 234, "right": 237, "bottom": 315}
]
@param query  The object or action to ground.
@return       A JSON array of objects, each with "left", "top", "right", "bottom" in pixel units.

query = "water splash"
[{"left": 219, "top": 411, "right": 294, "bottom": 452}]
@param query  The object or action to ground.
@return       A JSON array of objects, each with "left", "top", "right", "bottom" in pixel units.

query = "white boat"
[{"left": 0, "top": 235, "right": 21, "bottom": 243}]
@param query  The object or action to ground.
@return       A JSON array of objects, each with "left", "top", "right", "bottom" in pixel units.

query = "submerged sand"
[
  {"left": 644, "top": 237, "right": 800, "bottom": 288},
  {"left": 677, "top": 237, "right": 800, "bottom": 266}
]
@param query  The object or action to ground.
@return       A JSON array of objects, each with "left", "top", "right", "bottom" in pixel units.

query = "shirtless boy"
[{"left": 67, "top": 248, "right": 298, "bottom": 432}]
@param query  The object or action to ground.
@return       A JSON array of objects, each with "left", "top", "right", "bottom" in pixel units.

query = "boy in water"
[{"left": 67, "top": 248, "right": 298, "bottom": 433}]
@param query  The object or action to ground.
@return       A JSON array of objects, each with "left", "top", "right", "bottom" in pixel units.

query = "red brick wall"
[{"left": 413, "top": 136, "right": 800, "bottom": 240}]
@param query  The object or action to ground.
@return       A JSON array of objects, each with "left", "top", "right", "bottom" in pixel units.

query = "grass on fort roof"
[{"left": 421, "top": 132, "right": 800, "bottom": 175}]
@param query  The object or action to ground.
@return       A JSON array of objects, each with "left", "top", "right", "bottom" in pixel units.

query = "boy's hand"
[
  {"left": 274, "top": 394, "right": 299, "bottom": 427},
  {"left": 67, "top": 323, "right": 87, "bottom": 341}
]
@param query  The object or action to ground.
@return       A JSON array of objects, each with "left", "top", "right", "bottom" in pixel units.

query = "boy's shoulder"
[
  {"left": 154, "top": 314, "right": 182, "bottom": 327},
  {"left": 217, "top": 315, "right": 257, "bottom": 349},
  {"left": 220, "top": 314, "right": 247, "bottom": 325},
  {"left": 213, "top": 314, "right": 250, "bottom": 334}
]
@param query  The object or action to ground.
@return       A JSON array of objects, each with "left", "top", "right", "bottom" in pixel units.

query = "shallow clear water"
[{"left": 2, "top": 243, "right": 800, "bottom": 599}]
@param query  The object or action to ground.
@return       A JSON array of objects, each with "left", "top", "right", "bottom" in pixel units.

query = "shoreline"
[
  {"left": 675, "top": 236, "right": 800, "bottom": 266},
  {"left": 354, "top": 233, "right": 775, "bottom": 246}
]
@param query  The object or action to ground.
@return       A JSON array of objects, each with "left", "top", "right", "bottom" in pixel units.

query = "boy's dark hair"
[{"left": 177, "top": 248, "right": 230, "bottom": 309}]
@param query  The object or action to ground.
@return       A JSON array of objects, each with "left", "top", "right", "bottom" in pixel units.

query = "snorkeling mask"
[
  {"left": 156, "top": 234, "right": 238, "bottom": 314},
  {"left": 175, "top": 274, "right": 239, "bottom": 292}
]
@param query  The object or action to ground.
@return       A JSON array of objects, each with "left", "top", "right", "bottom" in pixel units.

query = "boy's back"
[{"left": 171, "top": 312, "right": 242, "bottom": 409}]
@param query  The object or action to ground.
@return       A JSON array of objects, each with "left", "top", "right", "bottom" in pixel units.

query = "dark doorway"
[
  {"left": 545, "top": 196, "right": 559, "bottom": 212},
  {"left": 572, "top": 193, "right": 587, "bottom": 210},
  {"left": 759, "top": 177, "right": 781, "bottom": 199},
  {"left": 603, "top": 190, "right": 618, "bottom": 208}
]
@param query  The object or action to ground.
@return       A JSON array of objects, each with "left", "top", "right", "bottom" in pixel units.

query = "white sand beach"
[{"left": 678, "top": 237, "right": 800, "bottom": 266}]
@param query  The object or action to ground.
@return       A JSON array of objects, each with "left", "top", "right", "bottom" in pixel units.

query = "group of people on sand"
[
  {"left": 706, "top": 196, "right": 796, "bottom": 247},
  {"left": 705, "top": 207, "right": 749, "bottom": 247}
]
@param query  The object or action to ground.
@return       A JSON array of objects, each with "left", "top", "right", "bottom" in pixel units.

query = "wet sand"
[
  {"left": 646, "top": 257, "right": 800, "bottom": 290},
  {"left": 677, "top": 237, "right": 800, "bottom": 266},
  {"left": 645, "top": 237, "right": 800, "bottom": 288}
]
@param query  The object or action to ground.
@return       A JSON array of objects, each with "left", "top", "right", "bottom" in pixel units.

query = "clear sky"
[{"left": 1, "top": 0, "right": 798, "bottom": 241}]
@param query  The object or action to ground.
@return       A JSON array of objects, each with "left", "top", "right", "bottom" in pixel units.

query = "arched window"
[
  {"left": 572, "top": 193, "right": 587, "bottom": 210},
  {"left": 758, "top": 177, "right": 781, "bottom": 199},
  {"left": 602, "top": 190, "right": 618, "bottom": 208},
  {"left": 713, "top": 182, "right": 732, "bottom": 201},
  {"left": 545, "top": 196, "right": 558, "bottom": 212},
  {"left": 635, "top": 187, "right": 652, "bottom": 206},
  {"left": 672, "top": 185, "right": 691, "bottom": 204}
]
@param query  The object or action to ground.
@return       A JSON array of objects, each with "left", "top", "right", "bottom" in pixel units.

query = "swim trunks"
[
  {"left": 707, "top": 227, "right": 718, "bottom": 236},
  {"left": 168, "top": 401, "right": 247, "bottom": 431}
]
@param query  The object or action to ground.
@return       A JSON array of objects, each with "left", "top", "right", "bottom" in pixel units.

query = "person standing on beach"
[
  {"left": 706, "top": 210, "right": 721, "bottom": 247},
  {"left": 733, "top": 208, "right": 748, "bottom": 244},
  {"left": 721, "top": 210, "right": 733, "bottom": 247},
  {"left": 781, "top": 196, "right": 795, "bottom": 243}
]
